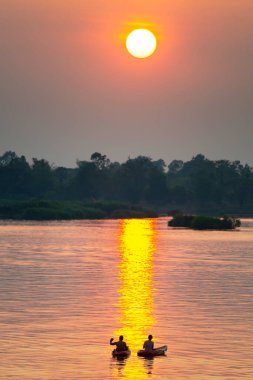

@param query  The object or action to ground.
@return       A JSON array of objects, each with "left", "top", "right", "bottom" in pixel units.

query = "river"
[{"left": 0, "top": 218, "right": 252, "bottom": 379}]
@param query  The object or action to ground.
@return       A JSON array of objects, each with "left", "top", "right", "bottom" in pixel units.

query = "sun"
[{"left": 126, "top": 29, "right": 157, "bottom": 59}]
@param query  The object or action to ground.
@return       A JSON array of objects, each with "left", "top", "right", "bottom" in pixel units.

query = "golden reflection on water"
[{"left": 113, "top": 219, "right": 157, "bottom": 379}]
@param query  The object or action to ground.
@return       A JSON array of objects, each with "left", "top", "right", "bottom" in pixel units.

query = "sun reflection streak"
[{"left": 113, "top": 219, "right": 157, "bottom": 378}]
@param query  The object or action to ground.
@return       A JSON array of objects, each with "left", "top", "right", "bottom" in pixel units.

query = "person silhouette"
[
  {"left": 143, "top": 334, "right": 154, "bottom": 351},
  {"left": 110, "top": 335, "right": 128, "bottom": 352}
]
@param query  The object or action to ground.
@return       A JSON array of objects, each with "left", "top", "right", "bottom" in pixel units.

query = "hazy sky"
[{"left": 1, "top": 0, "right": 253, "bottom": 167}]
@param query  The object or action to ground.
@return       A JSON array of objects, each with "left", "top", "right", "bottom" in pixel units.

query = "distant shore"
[
  {"left": 1, "top": 198, "right": 253, "bottom": 222},
  {"left": 0, "top": 200, "right": 158, "bottom": 221},
  {"left": 1, "top": 152, "right": 253, "bottom": 219}
]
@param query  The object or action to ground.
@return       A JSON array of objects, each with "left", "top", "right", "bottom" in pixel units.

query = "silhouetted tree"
[
  {"left": 234, "top": 164, "right": 253, "bottom": 207},
  {"left": 0, "top": 151, "right": 31, "bottom": 196},
  {"left": 168, "top": 160, "right": 184, "bottom": 174},
  {"left": 31, "top": 158, "right": 53, "bottom": 196},
  {"left": 0, "top": 150, "right": 252, "bottom": 213},
  {"left": 0, "top": 151, "right": 18, "bottom": 166},
  {"left": 119, "top": 156, "right": 154, "bottom": 203},
  {"left": 75, "top": 161, "right": 100, "bottom": 199},
  {"left": 153, "top": 159, "right": 166, "bottom": 173},
  {"left": 53, "top": 167, "right": 75, "bottom": 199},
  {"left": 146, "top": 167, "right": 168, "bottom": 203},
  {"left": 90, "top": 152, "right": 110, "bottom": 170}
]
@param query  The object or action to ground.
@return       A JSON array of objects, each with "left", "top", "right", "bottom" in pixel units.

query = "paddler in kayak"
[
  {"left": 143, "top": 334, "right": 154, "bottom": 351},
  {"left": 110, "top": 335, "right": 129, "bottom": 352}
]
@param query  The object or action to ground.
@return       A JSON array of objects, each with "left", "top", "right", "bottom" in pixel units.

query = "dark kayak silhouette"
[
  {"left": 137, "top": 345, "right": 168, "bottom": 357},
  {"left": 112, "top": 349, "right": 131, "bottom": 358}
]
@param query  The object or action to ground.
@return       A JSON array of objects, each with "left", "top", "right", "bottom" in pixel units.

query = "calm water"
[{"left": 0, "top": 218, "right": 253, "bottom": 379}]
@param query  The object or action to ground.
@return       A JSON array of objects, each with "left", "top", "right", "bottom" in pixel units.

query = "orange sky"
[{"left": 1, "top": 0, "right": 253, "bottom": 166}]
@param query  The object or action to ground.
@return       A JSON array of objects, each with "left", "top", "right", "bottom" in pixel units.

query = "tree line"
[{"left": 0, "top": 151, "right": 252, "bottom": 214}]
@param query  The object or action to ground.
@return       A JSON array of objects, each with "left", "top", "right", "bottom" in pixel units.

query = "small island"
[{"left": 168, "top": 214, "right": 241, "bottom": 230}]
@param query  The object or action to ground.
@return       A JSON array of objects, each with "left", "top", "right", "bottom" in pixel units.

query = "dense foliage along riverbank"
[
  {"left": 0, "top": 200, "right": 157, "bottom": 220},
  {"left": 0, "top": 151, "right": 253, "bottom": 216},
  {"left": 168, "top": 215, "right": 241, "bottom": 230}
]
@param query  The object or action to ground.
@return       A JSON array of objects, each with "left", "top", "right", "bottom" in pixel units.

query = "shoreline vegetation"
[
  {"left": 0, "top": 200, "right": 157, "bottom": 221},
  {"left": 168, "top": 214, "right": 241, "bottom": 230},
  {"left": 0, "top": 150, "right": 253, "bottom": 219}
]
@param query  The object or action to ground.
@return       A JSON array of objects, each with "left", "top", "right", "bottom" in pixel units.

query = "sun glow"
[
  {"left": 126, "top": 28, "right": 157, "bottom": 59},
  {"left": 112, "top": 219, "right": 157, "bottom": 379}
]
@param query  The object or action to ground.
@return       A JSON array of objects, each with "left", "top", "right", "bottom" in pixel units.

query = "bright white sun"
[{"left": 126, "top": 28, "right": 157, "bottom": 59}]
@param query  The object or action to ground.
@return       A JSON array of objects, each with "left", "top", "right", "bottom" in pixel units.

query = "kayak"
[
  {"left": 137, "top": 345, "right": 168, "bottom": 357},
  {"left": 112, "top": 349, "right": 131, "bottom": 358}
]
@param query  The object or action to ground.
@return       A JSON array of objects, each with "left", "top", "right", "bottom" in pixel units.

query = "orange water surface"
[{"left": 0, "top": 218, "right": 253, "bottom": 379}]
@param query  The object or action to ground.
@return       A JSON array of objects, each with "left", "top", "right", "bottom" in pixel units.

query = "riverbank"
[{"left": 0, "top": 200, "right": 157, "bottom": 220}]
